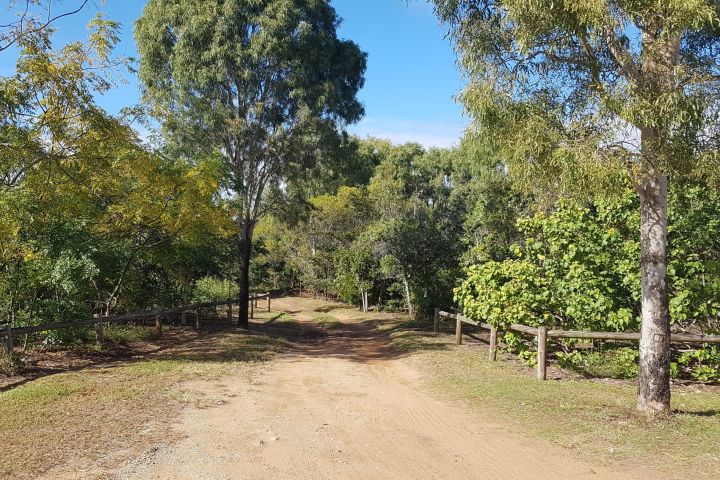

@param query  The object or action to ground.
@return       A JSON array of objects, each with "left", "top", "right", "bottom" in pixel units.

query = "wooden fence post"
[
  {"left": 195, "top": 309, "right": 201, "bottom": 329},
  {"left": 489, "top": 326, "right": 498, "bottom": 361},
  {"left": 155, "top": 314, "right": 163, "bottom": 338},
  {"left": 95, "top": 314, "right": 104, "bottom": 345},
  {"left": 227, "top": 301, "right": 233, "bottom": 323},
  {"left": 433, "top": 308, "right": 440, "bottom": 334},
  {"left": 266, "top": 293, "right": 271, "bottom": 312},
  {"left": 181, "top": 310, "right": 187, "bottom": 326},
  {"left": 537, "top": 326, "right": 548, "bottom": 380},
  {"left": 250, "top": 298, "right": 254, "bottom": 319},
  {"left": 3, "top": 324, "right": 13, "bottom": 354},
  {"left": 455, "top": 316, "right": 463, "bottom": 345}
]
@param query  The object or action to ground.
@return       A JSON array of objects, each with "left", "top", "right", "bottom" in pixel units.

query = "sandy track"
[{"left": 116, "top": 299, "right": 647, "bottom": 480}]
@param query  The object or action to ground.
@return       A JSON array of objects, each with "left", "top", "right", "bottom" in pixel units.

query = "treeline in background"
[{"left": 2, "top": 7, "right": 720, "bottom": 383}]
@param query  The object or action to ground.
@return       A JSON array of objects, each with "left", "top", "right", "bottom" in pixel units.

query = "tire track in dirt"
[{"left": 101, "top": 298, "right": 660, "bottom": 479}]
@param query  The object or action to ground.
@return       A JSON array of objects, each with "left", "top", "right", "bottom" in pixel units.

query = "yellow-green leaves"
[
  {"left": 435, "top": 0, "right": 720, "bottom": 187},
  {"left": 0, "top": 15, "right": 231, "bottom": 327}
]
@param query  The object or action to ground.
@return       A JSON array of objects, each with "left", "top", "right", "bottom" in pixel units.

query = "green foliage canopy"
[
  {"left": 432, "top": 0, "right": 720, "bottom": 191},
  {"left": 456, "top": 186, "right": 720, "bottom": 332},
  {"left": 135, "top": 0, "right": 367, "bottom": 222}
]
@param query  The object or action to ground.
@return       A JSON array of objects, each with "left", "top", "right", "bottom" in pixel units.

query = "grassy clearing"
[
  {"left": 389, "top": 330, "right": 452, "bottom": 353},
  {"left": 313, "top": 313, "right": 345, "bottom": 329},
  {"left": 390, "top": 326, "right": 720, "bottom": 477},
  {"left": 0, "top": 327, "right": 289, "bottom": 479}
]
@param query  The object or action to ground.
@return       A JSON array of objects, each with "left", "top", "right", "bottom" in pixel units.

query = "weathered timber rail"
[
  {"left": 433, "top": 309, "right": 720, "bottom": 380},
  {"left": 0, "top": 293, "right": 272, "bottom": 353}
]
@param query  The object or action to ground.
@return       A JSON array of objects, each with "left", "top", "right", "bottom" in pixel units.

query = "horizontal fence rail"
[
  {"left": 0, "top": 293, "right": 272, "bottom": 353},
  {"left": 434, "top": 309, "right": 720, "bottom": 380}
]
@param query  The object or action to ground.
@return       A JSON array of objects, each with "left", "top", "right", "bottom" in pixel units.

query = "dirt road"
[{"left": 116, "top": 297, "right": 646, "bottom": 480}]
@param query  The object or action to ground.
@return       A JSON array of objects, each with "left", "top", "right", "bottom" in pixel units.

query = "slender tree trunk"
[
  {"left": 630, "top": 27, "right": 678, "bottom": 415},
  {"left": 403, "top": 275, "right": 414, "bottom": 317},
  {"left": 237, "top": 219, "right": 255, "bottom": 329},
  {"left": 637, "top": 174, "right": 671, "bottom": 415}
]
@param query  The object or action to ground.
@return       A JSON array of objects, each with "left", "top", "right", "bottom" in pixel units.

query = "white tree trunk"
[
  {"left": 637, "top": 175, "right": 671, "bottom": 415},
  {"left": 403, "top": 276, "right": 414, "bottom": 317}
]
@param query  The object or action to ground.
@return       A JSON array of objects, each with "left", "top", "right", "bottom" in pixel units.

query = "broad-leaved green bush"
[{"left": 456, "top": 186, "right": 720, "bottom": 381}]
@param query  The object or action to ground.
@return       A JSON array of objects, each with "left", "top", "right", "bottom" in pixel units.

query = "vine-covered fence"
[
  {"left": 434, "top": 309, "right": 720, "bottom": 380},
  {"left": 1, "top": 293, "right": 272, "bottom": 353}
]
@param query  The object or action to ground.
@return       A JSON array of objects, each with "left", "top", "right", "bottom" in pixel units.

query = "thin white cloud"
[{"left": 348, "top": 117, "right": 466, "bottom": 148}]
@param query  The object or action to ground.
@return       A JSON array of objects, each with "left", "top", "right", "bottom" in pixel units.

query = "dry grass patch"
[
  {"left": 397, "top": 329, "right": 720, "bottom": 478},
  {"left": 0, "top": 328, "right": 288, "bottom": 479}
]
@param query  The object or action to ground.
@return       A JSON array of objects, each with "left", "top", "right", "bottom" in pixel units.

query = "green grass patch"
[
  {"left": 0, "top": 377, "right": 85, "bottom": 430},
  {"left": 389, "top": 330, "right": 451, "bottom": 353},
  {"left": 273, "top": 312, "right": 296, "bottom": 323},
  {"left": 123, "top": 359, "right": 184, "bottom": 376},
  {"left": 313, "top": 313, "right": 344, "bottom": 329}
]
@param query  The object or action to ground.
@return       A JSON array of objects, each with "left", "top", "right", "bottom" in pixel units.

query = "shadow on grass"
[
  {"left": 313, "top": 305, "right": 347, "bottom": 313},
  {"left": 0, "top": 319, "right": 308, "bottom": 391},
  {"left": 0, "top": 327, "right": 207, "bottom": 393},
  {"left": 362, "top": 318, "right": 430, "bottom": 332},
  {"left": 0, "top": 300, "right": 455, "bottom": 391},
  {"left": 674, "top": 408, "right": 720, "bottom": 417},
  {"left": 149, "top": 333, "right": 292, "bottom": 364},
  {"left": 0, "top": 317, "right": 321, "bottom": 393}
]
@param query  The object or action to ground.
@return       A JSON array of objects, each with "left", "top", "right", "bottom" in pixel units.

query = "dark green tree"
[{"left": 136, "top": 0, "right": 366, "bottom": 326}]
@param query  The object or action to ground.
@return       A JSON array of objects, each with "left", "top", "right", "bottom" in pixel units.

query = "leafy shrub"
[
  {"left": 455, "top": 260, "right": 553, "bottom": 329},
  {"left": 517, "top": 349, "right": 537, "bottom": 367},
  {"left": 601, "top": 348, "right": 640, "bottom": 379},
  {"left": 556, "top": 347, "right": 638, "bottom": 379},
  {"left": 690, "top": 366, "right": 718, "bottom": 382},
  {"left": 677, "top": 347, "right": 720, "bottom": 382},
  {"left": 41, "top": 327, "right": 92, "bottom": 347},
  {"left": 0, "top": 352, "right": 22, "bottom": 376},
  {"left": 455, "top": 197, "right": 643, "bottom": 332},
  {"left": 670, "top": 362, "right": 680, "bottom": 379},
  {"left": 192, "top": 276, "right": 239, "bottom": 303},
  {"left": 106, "top": 324, "right": 159, "bottom": 343},
  {"left": 555, "top": 346, "right": 720, "bottom": 382},
  {"left": 456, "top": 186, "right": 720, "bottom": 372},
  {"left": 499, "top": 332, "right": 538, "bottom": 367},
  {"left": 556, "top": 350, "right": 584, "bottom": 370}
]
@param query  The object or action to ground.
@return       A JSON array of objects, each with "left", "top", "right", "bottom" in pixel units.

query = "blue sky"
[{"left": 1, "top": 0, "right": 466, "bottom": 147}]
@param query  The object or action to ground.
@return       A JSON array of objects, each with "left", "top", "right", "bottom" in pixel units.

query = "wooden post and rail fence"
[
  {"left": 433, "top": 308, "right": 720, "bottom": 381},
  {"left": 0, "top": 293, "right": 272, "bottom": 354}
]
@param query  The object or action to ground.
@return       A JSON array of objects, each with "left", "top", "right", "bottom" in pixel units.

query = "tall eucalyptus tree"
[
  {"left": 433, "top": 0, "right": 720, "bottom": 414},
  {"left": 136, "top": 0, "right": 366, "bottom": 326}
]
